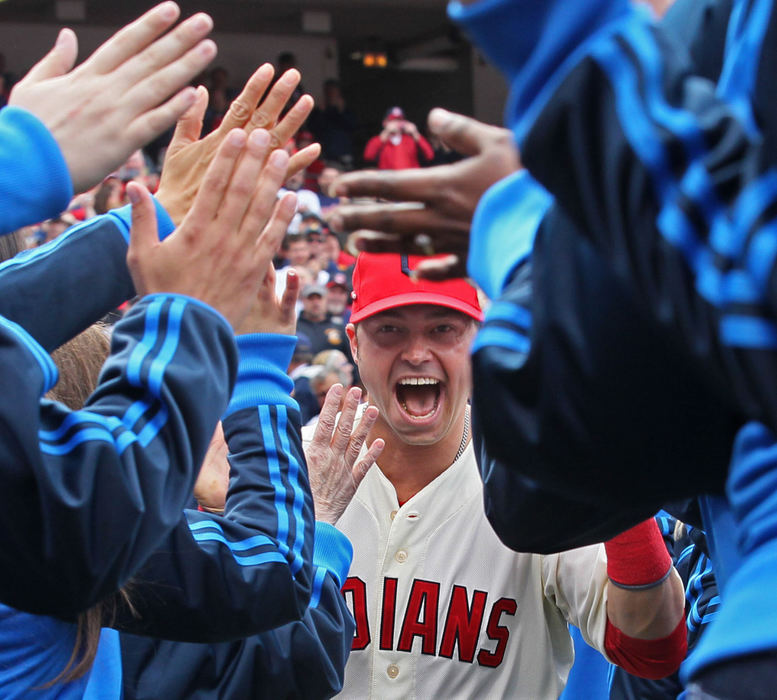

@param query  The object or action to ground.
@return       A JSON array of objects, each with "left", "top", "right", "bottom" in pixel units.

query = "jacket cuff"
[
  {"left": 225, "top": 334, "right": 297, "bottom": 418},
  {"left": 312, "top": 522, "right": 353, "bottom": 588},
  {"left": 107, "top": 197, "right": 176, "bottom": 244},
  {"left": 468, "top": 170, "right": 552, "bottom": 299},
  {"left": 0, "top": 106, "right": 73, "bottom": 233}
]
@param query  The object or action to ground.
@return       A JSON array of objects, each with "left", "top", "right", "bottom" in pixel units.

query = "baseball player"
[{"left": 304, "top": 252, "right": 686, "bottom": 699}]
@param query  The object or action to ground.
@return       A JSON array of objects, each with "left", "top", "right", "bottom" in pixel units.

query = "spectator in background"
[
  {"left": 0, "top": 52, "right": 14, "bottom": 106},
  {"left": 312, "top": 349, "right": 354, "bottom": 393},
  {"left": 202, "top": 66, "right": 236, "bottom": 133},
  {"left": 363, "top": 106, "right": 434, "bottom": 170},
  {"left": 326, "top": 272, "right": 351, "bottom": 324},
  {"left": 276, "top": 52, "right": 305, "bottom": 107},
  {"left": 281, "top": 167, "right": 322, "bottom": 233},
  {"left": 93, "top": 177, "right": 124, "bottom": 215},
  {"left": 324, "top": 228, "right": 356, "bottom": 273},
  {"left": 297, "top": 283, "right": 350, "bottom": 360},
  {"left": 300, "top": 213, "right": 329, "bottom": 276},
  {"left": 317, "top": 162, "right": 343, "bottom": 212},
  {"left": 309, "top": 79, "right": 357, "bottom": 167},
  {"left": 282, "top": 233, "right": 312, "bottom": 268},
  {"left": 288, "top": 332, "right": 320, "bottom": 425}
]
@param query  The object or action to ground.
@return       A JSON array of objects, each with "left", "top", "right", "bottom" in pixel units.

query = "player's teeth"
[{"left": 399, "top": 378, "right": 439, "bottom": 385}]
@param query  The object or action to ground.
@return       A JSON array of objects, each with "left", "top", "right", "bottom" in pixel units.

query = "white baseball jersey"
[{"left": 304, "top": 420, "right": 611, "bottom": 699}]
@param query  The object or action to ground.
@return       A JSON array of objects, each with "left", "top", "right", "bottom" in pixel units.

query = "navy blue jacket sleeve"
[
  {"left": 453, "top": 0, "right": 777, "bottom": 433},
  {"left": 471, "top": 200, "right": 739, "bottom": 551},
  {"left": 112, "top": 335, "right": 353, "bottom": 643},
  {"left": 120, "top": 524, "right": 354, "bottom": 699},
  {"left": 0, "top": 200, "right": 174, "bottom": 352},
  {"left": 0, "top": 294, "right": 237, "bottom": 616}
]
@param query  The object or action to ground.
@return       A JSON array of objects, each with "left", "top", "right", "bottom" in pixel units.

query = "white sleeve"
[{"left": 542, "top": 543, "right": 610, "bottom": 656}]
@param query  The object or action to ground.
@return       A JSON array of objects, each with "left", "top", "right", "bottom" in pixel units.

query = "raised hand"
[
  {"left": 331, "top": 108, "right": 519, "bottom": 279},
  {"left": 10, "top": 2, "right": 217, "bottom": 194},
  {"left": 306, "top": 386, "right": 385, "bottom": 525},
  {"left": 126, "top": 128, "right": 295, "bottom": 330},
  {"left": 156, "top": 65, "right": 319, "bottom": 225},
  {"left": 236, "top": 263, "right": 300, "bottom": 336}
]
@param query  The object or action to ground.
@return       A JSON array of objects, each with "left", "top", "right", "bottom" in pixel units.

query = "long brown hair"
[{"left": 43, "top": 324, "right": 119, "bottom": 685}]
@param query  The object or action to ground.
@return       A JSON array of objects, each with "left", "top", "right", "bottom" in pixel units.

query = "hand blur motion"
[{"left": 332, "top": 108, "right": 520, "bottom": 280}]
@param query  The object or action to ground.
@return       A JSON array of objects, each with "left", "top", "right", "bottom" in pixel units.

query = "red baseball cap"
[{"left": 349, "top": 253, "right": 483, "bottom": 323}]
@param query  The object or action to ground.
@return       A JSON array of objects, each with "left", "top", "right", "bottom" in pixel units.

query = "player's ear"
[{"left": 346, "top": 323, "right": 358, "bottom": 364}]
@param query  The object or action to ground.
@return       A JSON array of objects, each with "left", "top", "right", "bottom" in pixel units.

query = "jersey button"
[
  {"left": 390, "top": 510, "right": 398, "bottom": 521},
  {"left": 394, "top": 549, "right": 408, "bottom": 563},
  {"left": 387, "top": 663, "right": 400, "bottom": 679}
]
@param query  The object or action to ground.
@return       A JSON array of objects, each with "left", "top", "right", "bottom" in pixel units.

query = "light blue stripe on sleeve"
[
  {"left": 276, "top": 407, "right": 307, "bottom": 576},
  {"left": 147, "top": 297, "right": 186, "bottom": 396},
  {"left": 472, "top": 324, "right": 530, "bottom": 355},
  {"left": 127, "top": 298, "right": 163, "bottom": 387},
  {"left": 309, "top": 567, "right": 328, "bottom": 610},
  {"left": 486, "top": 302, "right": 532, "bottom": 331},
  {"left": 717, "top": 0, "right": 772, "bottom": 138},
  {"left": 720, "top": 315, "right": 777, "bottom": 349},
  {"left": 258, "top": 405, "right": 296, "bottom": 569},
  {"left": 192, "top": 530, "right": 277, "bottom": 552}
]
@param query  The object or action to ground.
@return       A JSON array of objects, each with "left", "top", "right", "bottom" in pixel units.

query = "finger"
[
  {"left": 165, "top": 85, "right": 208, "bottom": 159},
  {"left": 20, "top": 28, "right": 78, "bottom": 84},
  {"left": 427, "top": 108, "right": 513, "bottom": 157},
  {"left": 184, "top": 128, "right": 247, "bottom": 230},
  {"left": 345, "top": 404, "right": 379, "bottom": 467},
  {"left": 219, "top": 63, "right": 275, "bottom": 133},
  {"left": 83, "top": 2, "right": 182, "bottom": 75},
  {"left": 288, "top": 143, "right": 322, "bottom": 179},
  {"left": 352, "top": 438, "right": 385, "bottom": 487},
  {"left": 271, "top": 94, "right": 315, "bottom": 148},
  {"left": 253, "top": 191, "right": 297, "bottom": 271},
  {"left": 239, "top": 148, "right": 290, "bottom": 244},
  {"left": 331, "top": 387, "right": 362, "bottom": 454},
  {"left": 216, "top": 128, "right": 274, "bottom": 237},
  {"left": 311, "top": 384, "right": 345, "bottom": 446},
  {"left": 280, "top": 267, "right": 301, "bottom": 321},
  {"left": 128, "top": 86, "right": 200, "bottom": 150},
  {"left": 126, "top": 182, "right": 158, "bottom": 261},
  {"left": 333, "top": 201, "right": 468, "bottom": 237},
  {"left": 415, "top": 255, "right": 467, "bottom": 281},
  {"left": 247, "top": 69, "right": 301, "bottom": 132},
  {"left": 350, "top": 229, "right": 432, "bottom": 256},
  {"left": 334, "top": 167, "right": 439, "bottom": 201},
  {"left": 123, "top": 37, "right": 217, "bottom": 115}
]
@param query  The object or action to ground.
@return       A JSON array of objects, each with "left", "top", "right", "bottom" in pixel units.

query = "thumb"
[
  {"left": 427, "top": 108, "right": 503, "bottom": 157},
  {"left": 126, "top": 182, "right": 159, "bottom": 280},
  {"left": 23, "top": 28, "right": 78, "bottom": 83},
  {"left": 166, "top": 85, "right": 209, "bottom": 159}
]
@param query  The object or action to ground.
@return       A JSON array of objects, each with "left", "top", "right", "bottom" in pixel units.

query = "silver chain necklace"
[{"left": 452, "top": 406, "right": 471, "bottom": 463}]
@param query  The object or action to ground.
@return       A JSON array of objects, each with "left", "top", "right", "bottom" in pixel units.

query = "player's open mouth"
[{"left": 395, "top": 377, "right": 441, "bottom": 419}]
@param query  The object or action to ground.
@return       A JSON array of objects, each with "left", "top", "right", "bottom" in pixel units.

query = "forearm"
[
  {"left": 114, "top": 334, "right": 322, "bottom": 642},
  {"left": 607, "top": 568, "right": 685, "bottom": 639},
  {"left": 0, "top": 295, "right": 236, "bottom": 616}
]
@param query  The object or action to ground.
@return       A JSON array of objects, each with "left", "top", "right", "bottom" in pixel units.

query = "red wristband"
[
  {"left": 605, "top": 518, "right": 672, "bottom": 588},
  {"left": 604, "top": 615, "right": 687, "bottom": 679}
]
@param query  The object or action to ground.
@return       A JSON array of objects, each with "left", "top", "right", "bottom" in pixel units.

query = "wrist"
[{"left": 605, "top": 518, "right": 672, "bottom": 589}]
